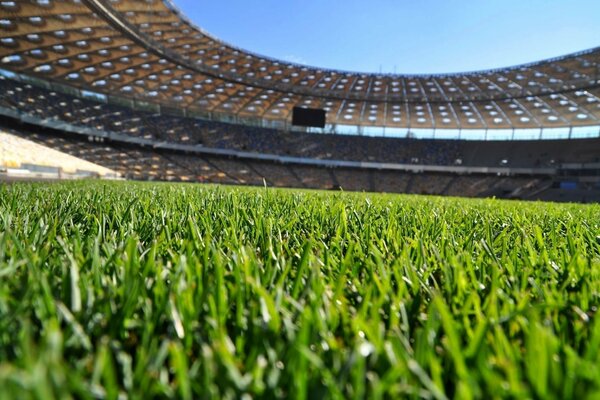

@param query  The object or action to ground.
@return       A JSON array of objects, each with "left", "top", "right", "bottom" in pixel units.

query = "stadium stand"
[
  {"left": 0, "top": 0, "right": 598, "bottom": 130},
  {"left": 0, "top": 120, "right": 564, "bottom": 200},
  {"left": 0, "top": 129, "right": 118, "bottom": 180},
  {"left": 2, "top": 75, "right": 600, "bottom": 170},
  {"left": 0, "top": 0, "right": 598, "bottom": 201}
]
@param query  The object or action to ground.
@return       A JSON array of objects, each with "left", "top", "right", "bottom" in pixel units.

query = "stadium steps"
[
  {"left": 368, "top": 170, "right": 376, "bottom": 192},
  {"left": 521, "top": 180, "right": 554, "bottom": 200},
  {"left": 506, "top": 179, "right": 541, "bottom": 199},
  {"left": 405, "top": 174, "right": 415, "bottom": 193},
  {"left": 286, "top": 165, "right": 309, "bottom": 189},
  {"left": 328, "top": 168, "right": 340, "bottom": 188},
  {"left": 202, "top": 158, "right": 244, "bottom": 185},
  {"left": 477, "top": 177, "right": 513, "bottom": 198},
  {"left": 441, "top": 176, "right": 458, "bottom": 195},
  {"left": 160, "top": 153, "right": 210, "bottom": 183},
  {"left": 220, "top": 159, "right": 265, "bottom": 185},
  {"left": 243, "top": 162, "right": 283, "bottom": 188},
  {"left": 242, "top": 161, "right": 273, "bottom": 187}
]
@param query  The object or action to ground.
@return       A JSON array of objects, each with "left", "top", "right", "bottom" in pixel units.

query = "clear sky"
[{"left": 172, "top": 0, "right": 600, "bottom": 75}]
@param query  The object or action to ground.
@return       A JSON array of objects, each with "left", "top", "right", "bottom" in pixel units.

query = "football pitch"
[{"left": 1, "top": 181, "right": 599, "bottom": 399}]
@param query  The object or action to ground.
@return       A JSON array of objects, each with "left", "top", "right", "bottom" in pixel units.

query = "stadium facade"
[{"left": 1, "top": 0, "right": 599, "bottom": 201}]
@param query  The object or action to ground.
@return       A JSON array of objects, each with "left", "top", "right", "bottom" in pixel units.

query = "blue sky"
[{"left": 173, "top": 0, "right": 600, "bottom": 74}]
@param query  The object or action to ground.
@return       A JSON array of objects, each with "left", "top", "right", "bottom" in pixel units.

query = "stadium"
[{"left": 0, "top": 0, "right": 599, "bottom": 398}]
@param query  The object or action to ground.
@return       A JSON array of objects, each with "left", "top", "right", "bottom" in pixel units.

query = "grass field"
[{"left": 1, "top": 181, "right": 600, "bottom": 399}]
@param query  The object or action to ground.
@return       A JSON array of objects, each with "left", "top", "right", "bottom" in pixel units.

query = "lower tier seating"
[{"left": 2, "top": 120, "right": 575, "bottom": 201}]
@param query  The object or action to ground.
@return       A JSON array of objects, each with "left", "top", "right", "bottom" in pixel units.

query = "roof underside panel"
[{"left": 0, "top": 0, "right": 598, "bottom": 129}]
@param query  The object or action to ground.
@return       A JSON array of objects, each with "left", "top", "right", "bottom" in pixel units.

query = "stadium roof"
[{"left": 1, "top": 0, "right": 599, "bottom": 129}]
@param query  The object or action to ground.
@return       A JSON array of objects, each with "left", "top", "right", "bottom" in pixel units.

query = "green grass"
[{"left": 1, "top": 181, "right": 600, "bottom": 399}]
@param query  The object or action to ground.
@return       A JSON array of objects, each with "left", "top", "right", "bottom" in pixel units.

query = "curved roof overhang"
[{"left": 0, "top": 0, "right": 599, "bottom": 129}]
